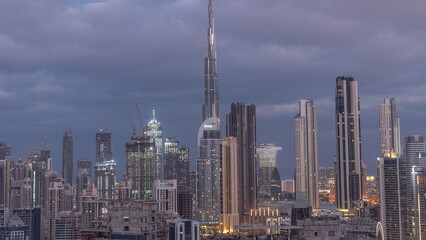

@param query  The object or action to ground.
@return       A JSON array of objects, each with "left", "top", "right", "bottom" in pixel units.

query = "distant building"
[
  {"left": 54, "top": 211, "right": 82, "bottom": 240},
  {"left": 13, "top": 208, "right": 42, "bottom": 240},
  {"left": 0, "top": 142, "right": 11, "bottom": 160},
  {"left": 226, "top": 103, "right": 257, "bottom": 223},
  {"left": 94, "top": 130, "right": 116, "bottom": 200},
  {"left": 294, "top": 99, "right": 319, "bottom": 209},
  {"left": 0, "top": 212, "right": 29, "bottom": 240},
  {"left": 76, "top": 158, "right": 92, "bottom": 211},
  {"left": 379, "top": 98, "right": 401, "bottom": 156},
  {"left": 164, "top": 137, "right": 189, "bottom": 187},
  {"left": 62, "top": 129, "right": 73, "bottom": 185},
  {"left": 282, "top": 180, "right": 295, "bottom": 193},
  {"left": 256, "top": 143, "right": 282, "bottom": 201},
  {"left": 144, "top": 110, "right": 164, "bottom": 180}
]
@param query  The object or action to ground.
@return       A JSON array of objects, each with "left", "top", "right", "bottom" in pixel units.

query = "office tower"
[
  {"left": 145, "top": 110, "right": 163, "bottom": 180},
  {"left": 177, "top": 186, "right": 192, "bottom": 219},
  {"left": 256, "top": 143, "right": 282, "bottom": 201},
  {"left": 153, "top": 179, "right": 178, "bottom": 214},
  {"left": 62, "top": 129, "right": 73, "bottom": 184},
  {"left": 335, "top": 76, "right": 363, "bottom": 209},
  {"left": 94, "top": 130, "right": 116, "bottom": 200},
  {"left": 125, "top": 136, "right": 156, "bottom": 200},
  {"left": 0, "top": 142, "right": 11, "bottom": 160},
  {"left": 399, "top": 136, "right": 426, "bottom": 239},
  {"left": 0, "top": 157, "right": 13, "bottom": 208},
  {"left": 379, "top": 98, "right": 401, "bottom": 156},
  {"left": 378, "top": 153, "right": 402, "bottom": 240},
  {"left": 167, "top": 219, "right": 200, "bottom": 240},
  {"left": 226, "top": 102, "right": 257, "bottom": 222},
  {"left": 80, "top": 188, "right": 100, "bottom": 229},
  {"left": 219, "top": 137, "right": 239, "bottom": 234},
  {"left": 294, "top": 99, "right": 319, "bottom": 208},
  {"left": 54, "top": 211, "right": 82, "bottom": 240},
  {"left": 9, "top": 178, "right": 33, "bottom": 210},
  {"left": 411, "top": 159, "right": 426, "bottom": 239},
  {"left": 195, "top": 0, "right": 221, "bottom": 223},
  {"left": 0, "top": 214, "right": 29, "bottom": 240}
]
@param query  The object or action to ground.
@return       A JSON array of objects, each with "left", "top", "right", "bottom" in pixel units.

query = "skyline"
[{"left": 1, "top": 0, "right": 426, "bottom": 180}]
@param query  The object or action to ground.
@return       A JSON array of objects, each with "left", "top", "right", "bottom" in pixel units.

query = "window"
[
  {"left": 123, "top": 216, "right": 130, "bottom": 222},
  {"left": 124, "top": 226, "right": 129, "bottom": 231},
  {"left": 329, "top": 231, "right": 335, "bottom": 236}
]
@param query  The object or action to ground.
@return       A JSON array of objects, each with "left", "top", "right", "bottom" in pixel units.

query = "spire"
[
  {"left": 152, "top": 109, "right": 156, "bottom": 120},
  {"left": 203, "top": 0, "right": 219, "bottom": 121}
]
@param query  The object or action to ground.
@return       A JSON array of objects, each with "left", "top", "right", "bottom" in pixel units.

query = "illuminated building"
[
  {"left": 46, "top": 178, "right": 66, "bottom": 240},
  {"left": 62, "top": 129, "right": 73, "bottom": 185},
  {"left": 76, "top": 158, "right": 92, "bottom": 211},
  {"left": 167, "top": 219, "right": 200, "bottom": 240},
  {"left": 144, "top": 110, "right": 163, "bottom": 180},
  {"left": 226, "top": 103, "right": 257, "bottom": 223},
  {"left": 399, "top": 136, "right": 425, "bottom": 239},
  {"left": 195, "top": 0, "right": 221, "bottom": 223},
  {"left": 334, "top": 76, "right": 363, "bottom": 210},
  {"left": 219, "top": 137, "right": 239, "bottom": 234},
  {"left": 164, "top": 137, "right": 189, "bottom": 187},
  {"left": 94, "top": 130, "right": 116, "bottom": 200},
  {"left": 0, "top": 157, "right": 13, "bottom": 208},
  {"left": 379, "top": 98, "right": 401, "bottom": 156},
  {"left": 294, "top": 99, "right": 319, "bottom": 209},
  {"left": 378, "top": 152, "right": 402, "bottom": 240},
  {"left": 256, "top": 144, "right": 282, "bottom": 201},
  {"left": 125, "top": 136, "right": 156, "bottom": 200}
]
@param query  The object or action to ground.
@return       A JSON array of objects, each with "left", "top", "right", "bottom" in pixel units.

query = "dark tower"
[{"left": 62, "top": 129, "right": 73, "bottom": 184}]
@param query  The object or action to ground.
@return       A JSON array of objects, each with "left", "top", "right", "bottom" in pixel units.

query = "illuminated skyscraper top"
[{"left": 202, "top": 0, "right": 219, "bottom": 121}]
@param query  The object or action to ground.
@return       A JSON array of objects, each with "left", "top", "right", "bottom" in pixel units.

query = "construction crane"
[
  {"left": 126, "top": 110, "right": 137, "bottom": 137},
  {"left": 135, "top": 102, "right": 144, "bottom": 135}
]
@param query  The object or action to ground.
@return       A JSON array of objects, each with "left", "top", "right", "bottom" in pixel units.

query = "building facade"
[
  {"left": 94, "top": 131, "right": 116, "bottom": 200},
  {"left": 62, "top": 129, "right": 73, "bottom": 185},
  {"left": 256, "top": 144, "right": 282, "bottom": 201},
  {"left": 334, "top": 76, "right": 363, "bottom": 209}
]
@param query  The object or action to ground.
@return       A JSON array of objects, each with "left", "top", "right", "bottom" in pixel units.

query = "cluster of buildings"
[{"left": 1, "top": 1, "right": 426, "bottom": 240}]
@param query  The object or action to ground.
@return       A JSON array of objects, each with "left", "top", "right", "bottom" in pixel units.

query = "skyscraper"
[
  {"left": 399, "top": 136, "right": 426, "bottom": 239},
  {"left": 125, "top": 136, "right": 156, "bottom": 200},
  {"left": 294, "top": 99, "right": 319, "bottom": 209},
  {"left": 164, "top": 137, "right": 189, "bottom": 187},
  {"left": 379, "top": 98, "right": 401, "bottom": 156},
  {"left": 378, "top": 153, "right": 402, "bottom": 240},
  {"left": 62, "top": 129, "right": 73, "bottom": 184},
  {"left": 94, "top": 130, "right": 116, "bottom": 200},
  {"left": 335, "top": 75, "right": 363, "bottom": 209},
  {"left": 76, "top": 158, "right": 92, "bottom": 211},
  {"left": 0, "top": 142, "right": 11, "bottom": 160},
  {"left": 144, "top": 110, "right": 163, "bottom": 180},
  {"left": 202, "top": 0, "right": 219, "bottom": 122},
  {"left": 256, "top": 143, "right": 282, "bottom": 201},
  {"left": 219, "top": 137, "right": 239, "bottom": 234},
  {"left": 226, "top": 102, "right": 257, "bottom": 223},
  {"left": 195, "top": 0, "right": 221, "bottom": 223}
]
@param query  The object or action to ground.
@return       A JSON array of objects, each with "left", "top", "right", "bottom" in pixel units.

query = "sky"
[{"left": 1, "top": 0, "right": 426, "bottom": 180}]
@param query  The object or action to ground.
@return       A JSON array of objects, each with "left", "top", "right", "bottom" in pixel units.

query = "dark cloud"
[{"left": 0, "top": 0, "right": 425, "bottom": 179}]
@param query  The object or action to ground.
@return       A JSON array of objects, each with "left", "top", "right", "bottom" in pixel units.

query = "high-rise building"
[
  {"left": 0, "top": 142, "right": 11, "bottom": 160},
  {"left": 94, "top": 130, "right": 116, "bottom": 200},
  {"left": 164, "top": 137, "right": 189, "bottom": 187},
  {"left": 282, "top": 180, "right": 295, "bottom": 193},
  {"left": 125, "top": 136, "right": 156, "bottom": 200},
  {"left": 76, "top": 158, "right": 92, "bottom": 211},
  {"left": 46, "top": 178, "right": 66, "bottom": 240},
  {"left": 399, "top": 136, "right": 426, "bottom": 239},
  {"left": 195, "top": 0, "right": 221, "bottom": 223},
  {"left": 226, "top": 103, "right": 257, "bottom": 223},
  {"left": 378, "top": 153, "right": 402, "bottom": 240},
  {"left": 334, "top": 76, "right": 363, "bottom": 209},
  {"left": 145, "top": 110, "right": 163, "bottom": 180},
  {"left": 294, "top": 99, "right": 319, "bottom": 209},
  {"left": 379, "top": 98, "right": 401, "bottom": 156},
  {"left": 62, "top": 129, "right": 73, "bottom": 184},
  {"left": 54, "top": 211, "right": 82, "bottom": 240},
  {"left": 220, "top": 137, "right": 239, "bottom": 234},
  {"left": 256, "top": 144, "right": 282, "bottom": 201}
]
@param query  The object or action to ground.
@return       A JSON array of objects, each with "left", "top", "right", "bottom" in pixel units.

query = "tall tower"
[
  {"left": 203, "top": 0, "right": 219, "bottom": 121},
  {"left": 62, "top": 129, "right": 73, "bottom": 184},
  {"left": 294, "top": 99, "right": 319, "bottom": 209},
  {"left": 144, "top": 110, "right": 163, "bottom": 180},
  {"left": 379, "top": 98, "right": 401, "bottom": 156},
  {"left": 335, "top": 76, "right": 363, "bottom": 209},
  {"left": 94, "top": 130, "right": 116, "bottom": 200},
  {"left": 378, "top": 153, "right": 402, "bottom": 240},
  {"left": 196, "top": 0, "right": 221, "bottom": 222},
  {"left": 226, "top": 103, "right": 257, "bottom": 222}
]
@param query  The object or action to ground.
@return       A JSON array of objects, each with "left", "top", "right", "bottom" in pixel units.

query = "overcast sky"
[{"left": 1, "top": 0, "right": 426, "bottom": 180}]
